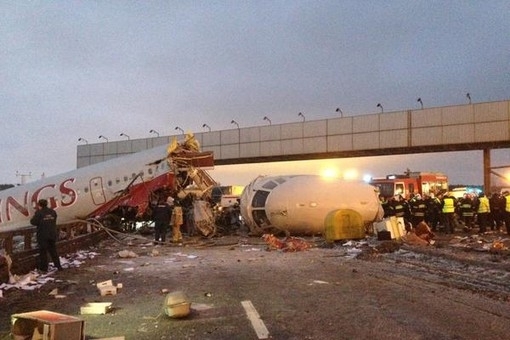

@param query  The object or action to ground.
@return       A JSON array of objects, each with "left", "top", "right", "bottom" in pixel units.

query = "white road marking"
[{"left": 241, "top": 300, "right": 270, "bottom": 339}]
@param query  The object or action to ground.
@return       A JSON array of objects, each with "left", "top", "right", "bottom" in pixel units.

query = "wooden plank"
[{"left": 241, "top": 300, "right": 269, "bottom": 339}]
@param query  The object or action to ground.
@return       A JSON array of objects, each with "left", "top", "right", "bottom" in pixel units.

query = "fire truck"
[{"left": 370, "top": 171, "right": 448, "bottom": 198}]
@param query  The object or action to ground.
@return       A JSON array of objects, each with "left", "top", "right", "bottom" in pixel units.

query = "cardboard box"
[
  {"left": 80, "top": 302, "right": 113, "bottom": 315},
  {"left": 96, "top": 280, "right": 119, "bottom": 296},
  {"left": 98, "top": 285, "right": 117, "bottom": 296},
  {"left": 11, "top": 310, "right": 84, "bottom": 340},
  {"left": 374, "top": 217, "right": 406, "bottom": 240},
  {"left": 96, "top": 280, "right": 113, "bottom": 289}
]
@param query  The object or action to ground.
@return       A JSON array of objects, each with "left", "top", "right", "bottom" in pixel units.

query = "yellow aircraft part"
[
  {"left": 167, "top": 137, "right": 179, "bottom": 155},
  {"left": 183, "top": 132, "right": 200, "bottom": 151},
  {"left": 324, "top": 209, "right": 365, "bottom": 242},
  {"left": 166, "top": 133, "right": 200, "bottom": 156}
]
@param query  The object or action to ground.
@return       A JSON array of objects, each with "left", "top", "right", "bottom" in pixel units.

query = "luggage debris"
[{"left": 163, "top": 291, "right": 191, "bottom": 318}]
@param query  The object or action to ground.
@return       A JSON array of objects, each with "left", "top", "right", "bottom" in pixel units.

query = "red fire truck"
[{"left": 370, "top": 171, "right": 448, "bottom": 198}]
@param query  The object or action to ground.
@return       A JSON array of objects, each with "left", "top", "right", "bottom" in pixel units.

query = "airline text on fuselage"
[{"left": 0, "top": 178, "right": 77, "bottom": 224}]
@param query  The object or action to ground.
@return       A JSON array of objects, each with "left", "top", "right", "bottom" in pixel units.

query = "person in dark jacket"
[
  {"left": 458, "top": 193, "right": 475, "bottom": 230},
  {"left": 489, "top": 192, "right": 505, "bottom": 230},
  {"left": 151, "top": 197, "right": 173, "bottom": 244},
  {"left": 425, "top": 193, "right": 442, "bottom": 232},
  {"left": 30, "top": 199, "right": 62, "bottom": 272},
  {"left": 409, "top": 194, "right": 427, "bottom": 228}
]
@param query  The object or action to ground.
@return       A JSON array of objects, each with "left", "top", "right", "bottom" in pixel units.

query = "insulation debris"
[
  {"left": 490, "top": 240, "right": 508, "bottom": 252},
  {"left": 118, "top": 250, "right": 138, "bottom": 258},
  {"left": 0, "top": 250, "right": 98, "bottom": 296},
  {"left": 448, "top": 235, "right": 510, "bottom": 253},
  {"left": 401, "top": 222, "right": 435, "bottom": 246},
  {"left": 262, "top": 234, "right": 312, "bottom": 252}
]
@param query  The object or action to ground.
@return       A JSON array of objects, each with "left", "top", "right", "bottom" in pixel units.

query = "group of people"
[
  {"left": 29, "top": 188, "right": 509, "bottom": 273},
  {"left": 29, "top": 194, "right": 191, "bottom": 273},
  {"left": 380, "top": 190, "right": 510, "bottom": 235},
  {"left": 151, "top": 195, "right": 192, "bottom": 245}
]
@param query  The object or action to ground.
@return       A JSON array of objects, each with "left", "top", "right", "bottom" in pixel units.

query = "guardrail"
[{"left": 0, "top": 222, "right": 106, "bottom": 281}]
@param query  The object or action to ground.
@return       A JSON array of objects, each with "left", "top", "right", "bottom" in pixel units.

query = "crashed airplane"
[
  {"left": 0, "top": 134, "right": 217, "bottom": 236},
  {"left": 239, "top": 175, "right": 384, "bottom": 238}
]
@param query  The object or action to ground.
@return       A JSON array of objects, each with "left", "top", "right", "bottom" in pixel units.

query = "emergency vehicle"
[{"left": 370, "top": 171, "right": 448, "bottom": 198}]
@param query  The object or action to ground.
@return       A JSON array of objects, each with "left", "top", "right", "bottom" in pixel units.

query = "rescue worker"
[
  {"left": 379, "top": 195, "right": 391, "bottom": 218},
  {"left": 503, "top": 191, "right": 510, "bottom": 235},
  {"left": 425, "top": 193, "right": 442, "bottom": 232},
  {"left": 180, "top": 195, "right": 196, "bottom": 236},
  {"left": 476, "top": 192, "right": 490, "bottom": 234},
  {"left": 458, "top": 193, "right": 475, "bottom": 231},
  {"left": 30, "top": 199, "right": 63, "bottom": 272},
  {"left": 489, "top": 192, "right": 505, "bottom": 231},
  {"left": 151, "top": 196, "right": 172, "bottom": 244},
  {"left": 171, "top": 200, "right": 184, "bottom": 243},
  {"left": 389, "top": 194, "right": 411, "bottom": 231},
  {"left": 409, "top": 194, "right": 427, "bottom": 228},
  {"left": 441, "top": 192, "right": 456, "bottom": 234}
]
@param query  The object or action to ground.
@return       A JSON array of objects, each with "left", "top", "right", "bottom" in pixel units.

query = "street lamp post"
[
  {"left": 466, "top": 93, "right": 472, "bottom": 104},
  {"left": 417, "top": 98, "right": 423, "bottom": 109},
  {"left": 231, "top": 120, "right": 239, "bottom": 129},
  {"left": 376, "top": 103, "right": 384, "bottom": 113},
  {"left": 120, "top": 133, "right": 130, "bottom": 140},
  {"left": 78, "top": 137, "right": 88, "bottom": 144},
  {"left": 98, "top": 135, "right": 109, "bottom": 142},
  {"left": 149, "top": 129, "right": 160, "bottom": 137},
  {"left": 298, "top": 112, "right": 305, "bottom": 122},
  {"left": 263, "top": 116, "right": 272, "bottom": 125},
  {"left": 202, "top": 123, "right": 211, "bottom": 132},
  {"left": 175, "top": 126, "right": 184, "bottom": 134},
  {"left": 335, "top": 107, "right": 343, "bottom": 117}
]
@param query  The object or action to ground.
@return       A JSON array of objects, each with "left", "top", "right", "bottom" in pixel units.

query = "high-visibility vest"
[
  {"left": 505, "top": 195, "right": 510, "bottom": 213},
  {"left": 442, "top": 197, "right": 455, "bottom": 213},
  {"left": 478, "top": 197, "right": 490, "bottom": 213}
]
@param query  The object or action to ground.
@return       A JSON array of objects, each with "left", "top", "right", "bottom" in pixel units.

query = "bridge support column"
[{"left": 483, "top": 149, "right": 491, "bottom": 193}]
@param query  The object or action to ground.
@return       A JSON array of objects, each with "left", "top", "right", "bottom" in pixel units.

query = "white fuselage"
[
  {"left": 240, "top": 175, "right": 384, "bottom": 235},
  {"left": 0, "top": 144, "right": 172, "bottom": 233}
]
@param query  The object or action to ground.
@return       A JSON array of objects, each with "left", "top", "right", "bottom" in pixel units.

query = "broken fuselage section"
[
  {"left": 239, "top": 175, "right": 384, "bottom": 238},
  {"left": 0, "top": 134, "right": 217, "bottom": 237}
]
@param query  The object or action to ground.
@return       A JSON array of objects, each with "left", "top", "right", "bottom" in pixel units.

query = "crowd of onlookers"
[{"left": 380, "top": 190, "right": 510, "bottom": 235}]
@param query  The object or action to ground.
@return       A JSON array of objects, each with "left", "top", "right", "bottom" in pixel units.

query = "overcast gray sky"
[{"left": 1, "top": 1, "right": 509, "bottom": 186}]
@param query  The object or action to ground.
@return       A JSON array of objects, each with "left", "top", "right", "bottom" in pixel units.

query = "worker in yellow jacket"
[
  {"left": 171, "top": 202, "right": 184, "bottom": 243},
  {"left": 441, "top": 193, "right": 456, "bottom": 234},
  {"left": 503, "top": 191, "right": 510, "bottom": 235},
  {"left": 476, "top": 192, "right": 491, "bottom": 234}
]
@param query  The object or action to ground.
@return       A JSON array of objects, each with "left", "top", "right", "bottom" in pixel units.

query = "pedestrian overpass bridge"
[{"left": 78, "top": 99, "right": 510, "bottom": 189}]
